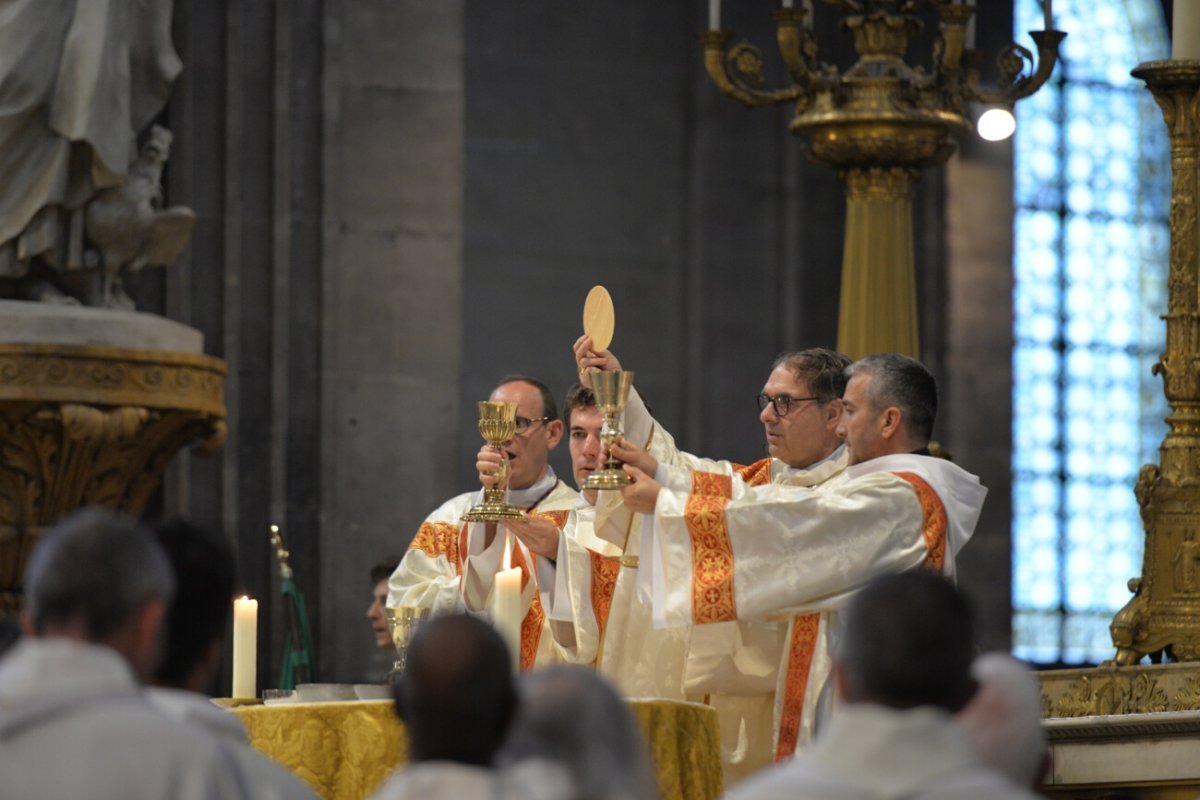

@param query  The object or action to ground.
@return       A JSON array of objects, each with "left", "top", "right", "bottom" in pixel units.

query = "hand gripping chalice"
[
  {"left": 385, "top": 606, "right": 432, "bottom": 685},
  {"left": 583, "top": 370, "right": 636, "bottom": 490},
  {"left": 461, "top": 400, "right": 526, "bottom": 522}
]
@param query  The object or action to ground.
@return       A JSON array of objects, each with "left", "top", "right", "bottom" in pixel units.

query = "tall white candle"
[
  {"left": 232, "top": 596, "right": 258, "bottom": 699},
  {"left": 493, "top": 534, "right": 523, "bottom": 672},
  {"left": 709, "top": 0, "right": 721, "bottom": 31},
  {"left": 1175, "top": 2, "right": 1200, "bottom": 60}
]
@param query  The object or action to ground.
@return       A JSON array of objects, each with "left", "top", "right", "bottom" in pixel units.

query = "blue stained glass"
[{"left": 1012, "top": 0, "right": 1169, "bottom": 665}]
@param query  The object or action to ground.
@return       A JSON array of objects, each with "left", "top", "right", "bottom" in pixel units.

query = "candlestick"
[
  {"left": 493, "top": 533, "right": 523, "bottom": 672},
  {"left": 232, "top": 596, "right": 258, "bottom": 699},
  {"left": 709, "top": 0, "right": 720, "bottom": 31},
  {"left": 1175, "top": 2, "right": 1200, "bottom": 60}
]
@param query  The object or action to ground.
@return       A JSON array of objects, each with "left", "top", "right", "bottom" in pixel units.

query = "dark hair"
[
  {"left": 838, "top": 572, "right": 975, "bottom": 712},
  {"left": 152, "top": 517, "right": 237, "bottom": 685},
  {"left": 395, "top": 614, "right": 517, "bottom": 765},
  {"left": 562, "top": 383, "right": 596, "bottom": 424},
  {"left": 772, "top": 348, "right": 852, "bottom": 405},
  {"left": 496, "top": 374, "right": 558, "bottom": 422},
  {"left": 25, "top": 507, "right": 174, "bottom": 641},
  {"left": 370, "top": 561, "right": 399, "bottom": 586},
  {"left": 846, "top": 353, "right": 938, "bottom": 443}
]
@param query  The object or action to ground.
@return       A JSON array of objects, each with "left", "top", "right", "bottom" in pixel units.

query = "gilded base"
[
  {"left": 0, "top": 342, "right": 226, "bottom": 613},
  {"left": 583, "top": 468, "right": 632, "bottom": 490},
  {"left": 460, "top": 501, "right": 525, "bottom": 523}
]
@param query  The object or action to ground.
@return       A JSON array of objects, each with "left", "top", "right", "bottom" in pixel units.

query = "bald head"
[{"left": 394, "top": 614, "right": 516, "bottom": 765}]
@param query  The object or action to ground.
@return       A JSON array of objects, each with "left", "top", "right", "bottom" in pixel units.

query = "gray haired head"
[
  {"left": 24, "top": 507, "right": 175, "bottom": 642},
  {"left": 499, "top": 665, "right": 657, "bottom": 800},
  {"left": 845, "top": 353, "right": 938, "bottom": 443}
]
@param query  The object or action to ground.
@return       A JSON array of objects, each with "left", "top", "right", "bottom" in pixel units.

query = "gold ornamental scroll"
[{"left": 0, "top": 342, "right": 226, "bottom": 613}]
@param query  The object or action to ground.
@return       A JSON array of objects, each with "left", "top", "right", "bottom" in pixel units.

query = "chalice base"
[
  {"left": 461, "top": 499, "right": 525, "bottom": 522},
  {"left": 584, "top": 467, "right": 632, "bottom": 490}
]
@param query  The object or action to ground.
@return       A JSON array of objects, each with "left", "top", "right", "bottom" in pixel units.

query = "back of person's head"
[
  {"left": 837, "top": 571, "right": 975, "bottom": 712},
  {"left": 24, "top": 507, "right": 174, "bottom": 643},
  {"left": 151, "top": 517, "right": 236, "bottom": 689},
  {"left": 394, "top": 613, "right": 516, "bottom": 765},
  {"left": 845, "top": 353, "right": 938, "bottom": 443},
  {"left": 370, "top": 560, "right": 398, "bottom": 586},
  {"left": 772, "top": 348, "right": 852, "bottom": 405},
  {"left": 957, "top": 653, "right": 1048, "bottom": 789},
  {"left": 499, "top": 665, "right": 657, "bottom": 800}
]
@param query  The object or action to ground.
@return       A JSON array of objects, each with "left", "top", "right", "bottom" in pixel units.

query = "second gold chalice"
[
  {"left": 584, "top": 370, "right": 635, "bottom": 490},
  {"left": 461, "top": 400, "right": 525, "bottom": 522}
]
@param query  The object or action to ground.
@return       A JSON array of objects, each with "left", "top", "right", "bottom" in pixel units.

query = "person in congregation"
[
  {"left": 371, "top": 613, "right": 518, "bottom": 799},
  {"left": 570, "top": 339, "right": 856, "bottom": 775},
  {"left": 388, "top": 374, "right": 579, "bottom": 671},
  {"left": 497, "top": 665, "right": 659, "bottom": 800},
  {"left": 0, "top": 507, "right": 255, "bottom": 799},
  {"left": 368, "top": 559, "right": 400, "bottom": 652},
  {"left": 147, "top": 517, "right": 318, "bottom": 800},
  {"left": 728, "top": 572, "right": 1041, "bottom": 799},
  {"left": 957, "top": 653, "right": 1049, "bottom": 791}
]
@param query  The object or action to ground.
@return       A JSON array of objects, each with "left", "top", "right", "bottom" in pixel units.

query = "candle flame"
[{"left": 502, "top": 530, "right": 513, "bottom": 571}]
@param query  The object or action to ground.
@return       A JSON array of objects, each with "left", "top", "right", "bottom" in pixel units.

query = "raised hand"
[
  {"left": 573, "top": 334, "right": 624, "bottom": 389},
  {"left": 619, "top": 464, "right": 661, "bottom": 515},
  {"left": 505, "top": 514, "right": 561, "bottom": 561},
  {"left": 477, "top": 445, "right": 507, "bottom": 491},
  {"left": 609, "top": 437, "right": 657, "bottom": 476}
]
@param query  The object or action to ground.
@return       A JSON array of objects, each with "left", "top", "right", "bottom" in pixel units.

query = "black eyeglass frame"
[{"left": 755, "top": 393, "right": 820, "bottom": 417}]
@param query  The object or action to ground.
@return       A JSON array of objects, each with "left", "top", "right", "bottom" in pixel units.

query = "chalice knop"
[{"left": 385, "top": 605, "right": 432, "bottom": 684}]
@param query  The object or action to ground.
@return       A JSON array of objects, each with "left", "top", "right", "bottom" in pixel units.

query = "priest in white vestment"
[
  {"left": 388, "top": 375, "right": 578, "bottom": 670},
  {"left": 555, "top": 342, "right": 854, "bottom": 780},
  {"left": 615, "top": 352, "right": 987, "bottom": 769}
]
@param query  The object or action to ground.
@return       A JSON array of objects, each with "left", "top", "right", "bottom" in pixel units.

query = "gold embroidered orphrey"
[{"left": 0, "top": 343, "right": 226, "bottom": 613}]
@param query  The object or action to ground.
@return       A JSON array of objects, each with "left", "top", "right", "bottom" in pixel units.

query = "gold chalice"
[
  {"left": 584, "top": 370, "right": 636, "bottom": 490},
  {"left": 462, "top": 400, "right": 525, "bottom": 522},
  {"left": 385, "top": 606, "right": 432, "bottom": 682}
]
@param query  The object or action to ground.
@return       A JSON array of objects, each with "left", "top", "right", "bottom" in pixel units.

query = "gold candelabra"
[
  {"left": 700, "top": 0, "right": 1063, "bottom": 358},
  {"left": 1109, "top": 60, "right": 1200, "bottom": 665}
]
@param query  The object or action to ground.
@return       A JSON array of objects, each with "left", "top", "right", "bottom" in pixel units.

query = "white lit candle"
[
  {"left": 493, "top": 534, "right": 523, "bottom": 672},
  {"left": 1043, "top": 0, "right": 1053, "bottom": 31},
  {"left": 709, "top": 0, "right": 720, "bottom": 31},
  {"left": 232, "top": 596, "right": 258, "bottom": 699},
  {"left": 1175, "top": 2, "right": 1200, "bottom": 60}
]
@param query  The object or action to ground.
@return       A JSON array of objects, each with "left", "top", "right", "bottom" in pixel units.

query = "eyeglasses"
[
  {"left": 513, "top": 416, "right": 553, "bottom": 434},
  {"left": 756, "top": 393, "right": 819, "bottom": 417}
]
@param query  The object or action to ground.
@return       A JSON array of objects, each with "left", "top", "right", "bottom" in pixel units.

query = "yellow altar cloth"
[{"left": 233, "top": 698, "right": 723, "bottom": 800}]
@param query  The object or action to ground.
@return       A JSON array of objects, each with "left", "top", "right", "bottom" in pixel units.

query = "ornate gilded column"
[
  {"left": 1108, "top": 61, "right": 1200, "bottom": 664},
  {"left": 700, "top": 1, "right": 1061, "bottom": 358},
  {"left": 0, "top": 304, "right": 226, "bottom": 613}
]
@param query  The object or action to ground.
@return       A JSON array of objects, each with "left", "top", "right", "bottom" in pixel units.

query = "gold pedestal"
[{"left": 0, "top": 342, "right": 226, "bottom": 613}]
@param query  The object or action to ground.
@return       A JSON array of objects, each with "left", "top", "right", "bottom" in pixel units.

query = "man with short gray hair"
[{"left": 0, "top": 508, "right": 253, "bottom": 799}]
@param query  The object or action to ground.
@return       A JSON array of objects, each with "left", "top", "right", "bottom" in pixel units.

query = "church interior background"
[{"left": 6, "top": 0, "right": 1183, "bottom": 692}]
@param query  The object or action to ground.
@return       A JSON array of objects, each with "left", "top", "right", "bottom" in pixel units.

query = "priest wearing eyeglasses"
[{"left": 388, "top": 375, "right": 579, "bottom": 671}]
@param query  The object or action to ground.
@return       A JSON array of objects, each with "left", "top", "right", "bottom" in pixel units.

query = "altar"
[{"left": 233, "top": 698, "right": 723, "bottom": 800}]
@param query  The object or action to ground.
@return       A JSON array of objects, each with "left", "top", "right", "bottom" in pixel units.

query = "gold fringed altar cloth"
[{"left": 234, "top": 698, "right": 723, "bottom": 800}]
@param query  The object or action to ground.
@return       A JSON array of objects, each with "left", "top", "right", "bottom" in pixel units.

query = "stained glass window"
[{"left": 1011, "top": 0, "right": 1169, "bottom": 665}]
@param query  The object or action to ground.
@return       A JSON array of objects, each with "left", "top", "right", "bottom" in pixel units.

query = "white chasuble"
[{"left": 389, "top": 470, "right": 578, "bottom": 670}]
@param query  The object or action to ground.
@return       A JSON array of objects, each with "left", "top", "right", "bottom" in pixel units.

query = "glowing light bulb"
[{"left": 977, "top": 107, "right": 1016, "bottom": 142}]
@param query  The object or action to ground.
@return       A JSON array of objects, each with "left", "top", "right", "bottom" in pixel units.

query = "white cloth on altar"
[
  {"left": 727, "top": 703, "right": 1041, "bottom": 800},
  {"left": 388, "top": 469, "right": 578, "bottom": 668},
  {"left": 0, "top": 638, "right": 253, "bottom": 800},
  {"left": 148, "top": 687, "right": 317, "bottom": 799}
]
